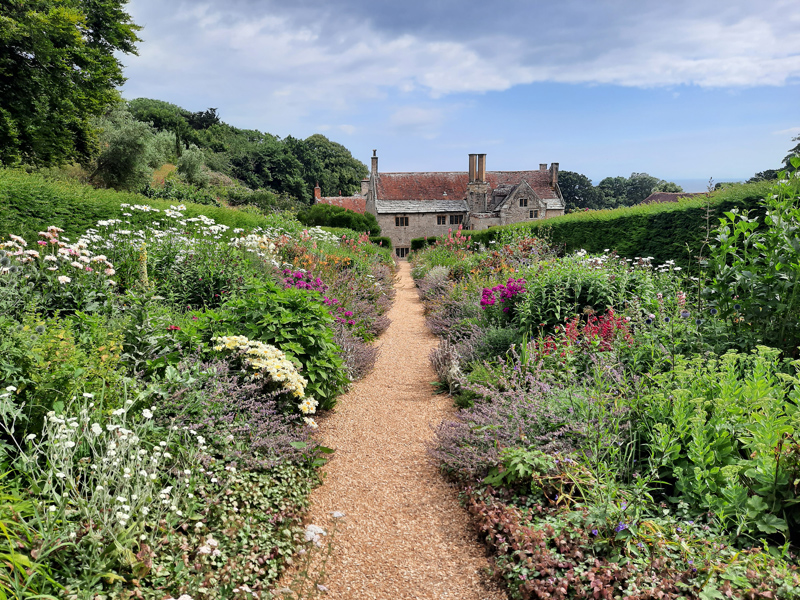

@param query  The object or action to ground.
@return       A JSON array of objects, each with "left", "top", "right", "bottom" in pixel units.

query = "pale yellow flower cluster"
[{"left": 212, "top": 336, "right": 317, "bottom": 425}]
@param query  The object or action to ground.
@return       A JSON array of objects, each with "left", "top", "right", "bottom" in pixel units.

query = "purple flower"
[
  {"left": 614, "top": 523, "right": 628, "bottom": 533},
  {"left": 591, "top": 529, "right": 598, "bottom": 536}
]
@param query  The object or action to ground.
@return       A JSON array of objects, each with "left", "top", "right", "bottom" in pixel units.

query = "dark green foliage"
[
  {"left": 128, "top": 97, "right": 198, "bottom": 156},
  {"left": 285, "top": 134, "right": 368, "bottom": 197},
  {"left": 201, "top": 280, "right": 348, "bottom": 410},
  {"left": 128, "top": 100, "right": 367, "bottom": 204},
  {"left": 558, "top": 170, "right": 604, "bottom": 210},
  {"left": 369, "top": 236, "right": 392, "bottom": 250},
  {"left": 297, "top": 203, "right": 380, "bottom": 235},
  {"left": 0, "top": 0, "right": 140, "bottom": 166},
  {"left": 411, "top": 237, "right": 437, "bottom": 251},
  {"left": 465, "top": 182, "right": 770, "bottom": 270}
]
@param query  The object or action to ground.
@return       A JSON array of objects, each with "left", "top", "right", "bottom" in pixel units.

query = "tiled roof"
[
  {"left": 375, "top": 170, "right": 560, "bottom": 201},
  {"left": 375, "top": 199, "right": 468, "bottom": 214},
  {"left": 317, "top": 196, "right": 367, "bottom": 213},
  {"left": 641, "top": 192, "right": 708, "bottom": 205}
]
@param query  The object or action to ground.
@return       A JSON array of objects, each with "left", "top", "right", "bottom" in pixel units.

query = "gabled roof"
[
  {"left": 317, "top": 196, "right": 367, "bottom": 214},
  {"left": 375, "top": 170, "right": 560, "bottom": 202},
  {"left": 375, "top": 199, "right": 468, "bottom": 214}
]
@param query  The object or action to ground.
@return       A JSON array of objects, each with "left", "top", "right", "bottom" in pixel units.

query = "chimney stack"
[
  {"left": 468, "top": 153, "right": 477, "bottom": 182},
  {"left": 477, "top": 154, "right": 486, "bottom": 182},
  {"left": 361, "top": 178, "right": 369, "bottom": 195},
  {"left": 314, "top": 182, "right": 321, "bottom": 200},
  {"left": 371, "top": 149, "right": 378, "bottom": 175},
  {"left": 550, "top": 163, "right": 559, "bottom": 187},
  {"left": 539, "top": 163, "right": 547, "bottom": 171}
]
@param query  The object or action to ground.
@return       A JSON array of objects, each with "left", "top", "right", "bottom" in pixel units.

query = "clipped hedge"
[
  {"left": 416, "top": 183, "right": 771, "bottom": 268},
  {"left": 411, "top": 236, "right": 437, "bottom": 251},
  {"left": 369, "top": 236, "right": 392, "bottom": 250},
  {"left": 0, "top": 168, "right": 283, "bottom": 241},
  {"left": 297, "top": 203, "right": 381, "bottom": 235},
  {"left": 318, "top": 227, "right": 392, "bottom": 250}
]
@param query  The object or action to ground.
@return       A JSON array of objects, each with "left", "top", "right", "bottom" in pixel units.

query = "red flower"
[{"left": 167, "top": 325, "right": 181, "bottom": 331}]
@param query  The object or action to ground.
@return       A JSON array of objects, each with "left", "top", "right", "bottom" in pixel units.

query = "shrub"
[
  {"left": 369, "top": 235, "right": 392, "bottom": 249},
  {"left": 200, "top": 280, "right": 347, "bottom": 410},
  {"left": 635, "top": 347, "right": 800, "bottom": 543},
  {"left": 704, "top": 164, "right": 800, "bottom": 353},
  {"left": 177, "top": 145, "right": 210, "bottom": 187},
  {"left": 297, "top": 203, "right": 380, "bottom": 235}
]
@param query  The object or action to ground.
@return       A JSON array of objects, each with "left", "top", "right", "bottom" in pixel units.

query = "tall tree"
[
  {"left": 0, "top": 0, "right": 140, "bottom": 166},
  {"left": 652, "top": 180, "right": 684, "bottom": 193},
  {"left": 557, "top": 170, "right": 604, "bottom": 210},
  {"left": 285, "top": 134, "right": 368, "bottom": 198},
  {"left": 597, "top": 176, "right": 628, "bottom": 207},
  {"left": 624, "top": 172, "right": 660, "bottom": 205}
]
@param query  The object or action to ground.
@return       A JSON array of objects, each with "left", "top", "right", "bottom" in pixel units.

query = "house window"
[
  {"left": 450, "top": 214, "right": 463, "bottom": 225},
  {"left": 519, "top": 198, "right": 528, "bottom": 207},
  {"left": 395, "top": 247, "right": 410, "bottom": 258},
  {"left": 395, "top": 216, "right": 409, "bottom": 227},
  {"left": 530, "top": 209, "right": 539, "bottom": 219},
  {"left": 437, "top": 215, "right": 447, "bottom": 225}
]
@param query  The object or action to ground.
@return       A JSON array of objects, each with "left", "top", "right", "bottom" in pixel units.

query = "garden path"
[{"left": 295, "top": 261, "right": 504, "bottom": 599}]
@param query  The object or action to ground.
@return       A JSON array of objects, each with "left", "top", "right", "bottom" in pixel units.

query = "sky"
[{"left": 119, "top": 0, "right": 800, "bottom": 192}]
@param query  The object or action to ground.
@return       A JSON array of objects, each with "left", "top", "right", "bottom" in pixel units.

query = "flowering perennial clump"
[
  {"left": 480, "top": 277, "right": 527, "bottom": 313},
  {"left": 212, "top": 335, "right": 318, "bottom": 427}
]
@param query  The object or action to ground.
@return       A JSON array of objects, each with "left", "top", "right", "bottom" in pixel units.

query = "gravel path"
[{"left": 301, "top": 262, "right": 505, "bottom": 600}]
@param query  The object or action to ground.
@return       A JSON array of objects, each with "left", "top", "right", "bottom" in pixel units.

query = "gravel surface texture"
[{"left": 299, "top": 261, "right": 505, "bottom": 600}]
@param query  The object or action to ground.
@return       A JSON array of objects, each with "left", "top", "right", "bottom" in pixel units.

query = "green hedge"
[
  {"left": 0, "top": 168, "right": 286, "bottom": 241},
  {"left": 297, "top": 203, "right": 380, "bottom": 235},
  {"left": 369, "top": 236, "right": 392, "bottom": 250},
  {"left": 415, "top": 183, "right": 770, "bottom": 268},
  {"left": 318, "top": 227, "right": 391, "bottom": 250},
  {"left": 411, "top": 236, "right": 437, "bottom": 251}
]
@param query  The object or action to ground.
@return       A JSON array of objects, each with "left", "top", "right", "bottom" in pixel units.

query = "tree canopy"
[
  {"left": 0, "top": 0, "right": 140, "bottom": 166},
  {"left": 561, "top": 172, "right": 683, "bottom": 212},
  {"left": 127, "top": 99, "right": 368, "bottom": 203}
]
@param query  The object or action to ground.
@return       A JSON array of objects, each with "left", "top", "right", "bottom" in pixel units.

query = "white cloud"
[
  {"left": 122, "top": 0, "right": 800, "bottom": 131},
  {"left": 773, "top": 126, "right": 800, "bottom": 136}
]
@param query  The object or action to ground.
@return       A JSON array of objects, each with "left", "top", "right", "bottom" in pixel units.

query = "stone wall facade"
[{"left": 378, "top": 211, "right": 467, "bottom": 250}]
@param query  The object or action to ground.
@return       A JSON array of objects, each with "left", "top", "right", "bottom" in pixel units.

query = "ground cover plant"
[
  {"left": 0, "top": 192, "right": 393, "bottom": 599},
  {"left": 414, "top": 164, "right": 800, "bottom": 599}
]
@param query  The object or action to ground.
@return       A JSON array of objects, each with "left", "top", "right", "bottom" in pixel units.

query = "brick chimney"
[
  {"left": 477, "top": 154, "right": 486, "bottom": 182},
  {"left": 550, "top": 163, "right": 559, "bottom": 187},
  {"left": 371, "top": 149, "right": 378, "bottom": 175},
  {"left": 361, "top": 178, "right": 369, "bottom": 195},
  {"left": 468, "top": 153, "right": 477, "bottom": 182},
  {"left": 539, "top": 163, "right": 547, "bottom": 171},
  {"left": 314, "top": 182, "right": 321, "bottom": 200}
]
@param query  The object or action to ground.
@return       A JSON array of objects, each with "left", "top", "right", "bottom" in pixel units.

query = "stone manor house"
[{"left": 314, "top": 152, "right": 565, "bottom": 259}]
